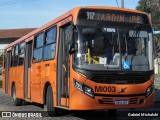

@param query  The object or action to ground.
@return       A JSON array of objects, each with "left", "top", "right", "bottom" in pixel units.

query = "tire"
[
  {"left": 46, "top": 85, "right": 56, "bottom": 116},
  {"left": 12, "top": 85, "right": 22, "bottom": 106}
]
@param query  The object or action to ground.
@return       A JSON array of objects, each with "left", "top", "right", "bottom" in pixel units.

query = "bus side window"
[
  {"left": 19, "top": 42, "right": 25, "bottom": 66},
  {"left": 14, "top": 45, "right": 19, "bottom": 67},
  {"left": 33, "top": 33, "right": 44, "bottom": 62},
  {"left": 11, "top": 47, "right": 14, "bottom": 67},
  {"left": 44, "top": 26, "right": 57, "bottom": 60}
]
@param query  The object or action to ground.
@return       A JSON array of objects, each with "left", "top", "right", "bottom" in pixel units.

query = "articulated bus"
[{"left": 2, "top": 6, "right": 154, "bottom": 116}]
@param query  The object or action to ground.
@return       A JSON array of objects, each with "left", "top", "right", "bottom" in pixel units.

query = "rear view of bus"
[{"left": 69, "top": 7, "right": 154, "bottom": 110}]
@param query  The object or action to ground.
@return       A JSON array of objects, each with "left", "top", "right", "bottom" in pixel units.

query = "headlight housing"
[
  {"left": 74, "top": 80, "right": 94, "bottom": 98},
  {"left": 146, "top": 83, "right": 154, "bottom": 97}
]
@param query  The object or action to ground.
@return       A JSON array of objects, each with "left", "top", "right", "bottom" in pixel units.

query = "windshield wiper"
[{"left": 130, "top": 24, "right": 141, "bottom": 38}]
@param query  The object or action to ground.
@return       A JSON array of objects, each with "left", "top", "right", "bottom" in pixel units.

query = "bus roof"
[{"left": 5, "top": 6, "right": 148, "bottom": 50}]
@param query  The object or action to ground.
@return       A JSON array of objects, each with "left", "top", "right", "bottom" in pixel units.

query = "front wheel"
[
  {"left": 46, "top": 85, "right": 57, "bottom": 116},
  {"left": 12, "top": 85, "right": 22, "bottom": 106}
]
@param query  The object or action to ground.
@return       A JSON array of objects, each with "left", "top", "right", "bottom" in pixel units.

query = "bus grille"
[
  {"left": 129, "top": 98, "right": 139, "bottom": 104},
  {"left": 98, "top": 98, "right": 114, "bottom": 104},
  {"left": 98, "top": 97, "right": 142, "bottom": 105},
  {"left": 89, "top": 73, "right": 152, "bottom": 84}
]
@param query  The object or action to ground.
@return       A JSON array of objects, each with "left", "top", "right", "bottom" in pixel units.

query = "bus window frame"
[
  {"left": 14, "top": 44, "right": 19, "bottom": 67},
  {"left": 32, "top": 25, "right": 57, "bottom": 63},
  {"left": 11, "top": 44, "right": 19, "bottom": 67},
  {"left": 33, "top": 32, "right": 45, "bottom": 63},
  {"left": 18, "top": 41, "right": 25, "bottom": 66},
  {"left": 11, "top": 47, "right": 14, "bottom": 67},
  {"left": 43, "top": 25, "right": 57, "bottom": 61}
]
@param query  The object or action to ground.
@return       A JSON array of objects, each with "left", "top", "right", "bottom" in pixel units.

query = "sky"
[{"left": 0, "top": 0, "right": 140, "bottom": 29}]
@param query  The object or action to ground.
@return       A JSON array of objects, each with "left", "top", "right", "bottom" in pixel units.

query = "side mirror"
[
  {"left": 66, "top": 26, "right": 73, "bottom": 44},
  {"left": 68, "top": 28, "right": 78, "bottom": 54}
]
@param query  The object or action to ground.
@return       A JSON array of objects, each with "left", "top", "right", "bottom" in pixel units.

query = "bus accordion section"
[{"left": 2, "top": 6, "right": 154, "bottom": 116}]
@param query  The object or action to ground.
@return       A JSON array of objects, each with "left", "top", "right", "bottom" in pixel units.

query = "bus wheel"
[
  {"left": 12, "top": 85, "right": 22, "bottom": 106},
  {"left": 46, "top": 85, "right": 56, "bottom": 116}
]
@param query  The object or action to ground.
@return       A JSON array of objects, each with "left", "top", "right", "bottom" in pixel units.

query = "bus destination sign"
[{"left": 78, "top": 9, "right": 149, "bottom": 24}]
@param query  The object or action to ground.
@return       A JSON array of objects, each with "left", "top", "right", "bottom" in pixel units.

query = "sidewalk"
[
  {"left": 155, "top": 74, "right": 160, "bottom": 103},
  {"left": 155, "top": 74, "right": 160, "bottom": 88}
]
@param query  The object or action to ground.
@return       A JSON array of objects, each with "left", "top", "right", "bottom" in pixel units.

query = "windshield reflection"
[{"left": 74, "top": 26, "right": 152, "bottom": 71}]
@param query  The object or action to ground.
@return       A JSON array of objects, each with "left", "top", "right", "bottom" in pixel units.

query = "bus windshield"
[{"left": 74, "top": 26, "right": 153, "bottom": 71}]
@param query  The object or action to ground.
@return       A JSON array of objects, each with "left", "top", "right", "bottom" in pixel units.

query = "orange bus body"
[{"left": 2, "top": 6, "right": 154, "bottom": 112}]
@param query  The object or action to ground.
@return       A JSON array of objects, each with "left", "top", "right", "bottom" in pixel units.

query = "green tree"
[
  {"left": 136, "top": 0, "right": 160, "bottom": 56},
  {"left": 136, "top": 0, "right": 160, "bottom": 30}
]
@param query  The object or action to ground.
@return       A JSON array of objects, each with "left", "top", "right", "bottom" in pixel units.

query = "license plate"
[{"left": 115, "top": 100, "right": 128, "bottom": 105}]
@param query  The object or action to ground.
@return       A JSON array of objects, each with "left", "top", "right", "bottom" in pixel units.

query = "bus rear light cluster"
[{"left": 74, "top": 79, "right": 94, "bottom": 98}]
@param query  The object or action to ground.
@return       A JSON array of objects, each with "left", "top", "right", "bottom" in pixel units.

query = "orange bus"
[{"left": 2, "top": 6, "right": 154, "bottom": 116}]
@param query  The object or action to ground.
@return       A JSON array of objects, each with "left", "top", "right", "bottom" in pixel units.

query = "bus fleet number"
[{"left": 95, "top": 86, "right": 116, "bottom": 93}]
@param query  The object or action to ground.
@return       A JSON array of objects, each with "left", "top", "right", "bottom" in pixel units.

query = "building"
[
  {"left": 0, "top": 28, "right": 36, "bottom": 77},
  {"left": 0, "top": 28, "right": 36, "bottom": 53}
]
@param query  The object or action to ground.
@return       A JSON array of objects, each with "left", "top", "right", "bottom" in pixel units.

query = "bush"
[{"left": 0, "top": 81, "right": 2, "bottom": 87}]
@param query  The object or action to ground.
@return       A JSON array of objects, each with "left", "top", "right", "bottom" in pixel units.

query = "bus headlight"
[
  {"left": 74, "top": 80, "right": 94, "bottom": 98},
  {"left": 74, "top": 80, "right": 83, "bottom": 92},
  {"left": 146, "top": 83, "right": 154, "bottom": 97},
  {"left": 84, "top": 86, "right": 94, "bottom": 97}
]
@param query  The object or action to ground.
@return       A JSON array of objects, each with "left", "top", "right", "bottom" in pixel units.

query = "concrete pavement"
[{"left": 155, "top": 74, "right": 160, "bottom": 103}]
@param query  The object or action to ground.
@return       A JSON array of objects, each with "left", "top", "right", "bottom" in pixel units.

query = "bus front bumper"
[{"left": 69, "top": 89, "right": 155, "bottom": 110}]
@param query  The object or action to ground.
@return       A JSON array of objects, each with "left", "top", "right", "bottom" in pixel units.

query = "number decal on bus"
[
  {"left": 95, "top": 86, "right": 116, "bottom": 93},
  {"left": 87, "top": 12, "right": 95, "bottom": 20}
]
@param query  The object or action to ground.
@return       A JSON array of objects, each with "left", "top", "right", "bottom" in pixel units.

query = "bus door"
[
  {"left": 24, "top": 41, "right": 32, "bottom": 99},
  {"left": 5, "top": 50, "right": 11, "bottom": 94},
  {"left": 57, "top": 24, "right": 72, "bottom": 107}
]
